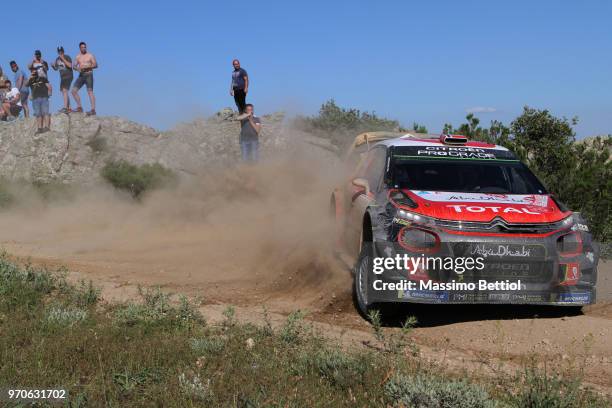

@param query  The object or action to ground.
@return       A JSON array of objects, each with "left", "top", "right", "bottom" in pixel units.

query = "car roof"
[{"left": 375, "top": 135, "right": 510, "bottom": 151}]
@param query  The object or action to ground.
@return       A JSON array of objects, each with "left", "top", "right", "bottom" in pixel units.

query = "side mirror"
[{"left": 352, "top": 178, "right": 370, "bottom": 196}]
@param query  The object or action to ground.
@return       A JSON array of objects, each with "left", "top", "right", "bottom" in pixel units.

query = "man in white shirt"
[{"left": 1, "top": 80, "right": 22, "bottom": 121}]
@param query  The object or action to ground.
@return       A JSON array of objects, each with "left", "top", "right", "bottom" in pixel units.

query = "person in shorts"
[
  {"left": 71, "top": 41, "right": 98, "bottom": 116},
  {"left": 51, "top": 46, "right": 73, "bottom": 113},
  {"left": 10, "top": 61, "right": 29, "bottom": 118},
  {"left": 1, "top": 80, "right": 22, "bottom": 121},
  {"left": 27, "top": 68, "right": 52, "bottom": 133}
]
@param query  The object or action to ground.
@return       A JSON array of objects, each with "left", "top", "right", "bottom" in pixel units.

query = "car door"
[{"left": 346, "top": 146, "right": 388, "bottom": 251}]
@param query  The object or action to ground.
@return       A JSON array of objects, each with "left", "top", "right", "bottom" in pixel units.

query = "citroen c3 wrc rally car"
[{"left": 331, "top": 132, "right": 600, "bottom": 315}]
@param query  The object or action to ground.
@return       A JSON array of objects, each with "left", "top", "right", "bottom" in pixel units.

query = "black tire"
[
  {"left": 353, "top": 244, "right": 376, "bottom": 318},
  {"left": 353, "top": 240, "right": 406, "bottom": 323}
]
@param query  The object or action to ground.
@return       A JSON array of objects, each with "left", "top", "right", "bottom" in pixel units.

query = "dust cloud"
[{"left": 0, "top": 147, "right": 350, "bottom": 307}]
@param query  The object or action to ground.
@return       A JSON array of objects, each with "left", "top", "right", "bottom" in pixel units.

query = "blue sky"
[{"left": 4, "top": 0, "right": 611, "bottom": 137}]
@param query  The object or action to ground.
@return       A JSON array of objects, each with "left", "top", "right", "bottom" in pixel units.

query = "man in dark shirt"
[
  {"left": 230, "top": 59, "right": 248, "bottom": 114},
  {"left": 27, "top": 68, "right": 52, "bottom": 134},
  {"left": 51, "top": 46, "right": 74, "bottom": 113},
  {"left": 239, "top": 103, "right": 261, "bottom": 162}
]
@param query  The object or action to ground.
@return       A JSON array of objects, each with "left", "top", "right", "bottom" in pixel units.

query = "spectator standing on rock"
[
  {"left": 27, "top": 68, "right": 52, "bottom": 134},
  {"left": 28, "top": 50, "right": 49, "bottom": 78},
  {"left": 230, "top": 59, "right": 248, "bottom": 114},
  {"left": 1, "top": 80, "right": 22, "bottom": 121},
  {"left": 10, "top": 61, "right": 29, "bottom": 118},
  {"left": 72, "top": 41, "right": 98, "bottom": 116},
  {"left": 51, "top": 46, "right": 74, "bottom": 113},
  {"left": 238, "top": 103, "right": 261, "bottom": 162}
]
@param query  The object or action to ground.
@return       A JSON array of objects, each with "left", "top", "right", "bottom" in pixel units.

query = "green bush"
[
  {"left": 113, "top": 286, "right": 203, "bottom": 329},
  {"left": 384, "top": 374, "right": 498, "bottom": 408},
  {"left": 309, "top": 348, "right": 369, "bottom": 389},
  {"left": 45, "top": 305, "right": 88, "bottom": 327},
  {"left": 511, "top": 365, "right": 605, "bottom": 408},
  {"left": 190, "top": 337, "right": 226, "bottom": 354},
  {"left": 101, "top": 160, "right": 176, "bottom": 198},
  {"left": 294, "top": 99, "right": 401, "bottom": 149}
]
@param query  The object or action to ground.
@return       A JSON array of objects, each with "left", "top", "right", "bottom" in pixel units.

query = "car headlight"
[
  {"left": 554, "top": 213, "right": 590, "bottom": 233},
  {"left": 396, "top": 209, "right": 437, "bottom": 227}
]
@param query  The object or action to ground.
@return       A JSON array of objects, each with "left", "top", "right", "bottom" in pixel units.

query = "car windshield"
[{"left": 392, "top": 159, "right": 547, "bottom": 194}]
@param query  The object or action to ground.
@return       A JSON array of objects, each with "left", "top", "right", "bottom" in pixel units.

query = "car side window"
[{"left": 362, "top": 147, "right": 388, "bottom": 193}]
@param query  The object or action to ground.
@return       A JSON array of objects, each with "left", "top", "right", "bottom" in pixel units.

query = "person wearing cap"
[
  {"left": 51, "top": 46, "right": 74, "bottom": 113},
  {"left": 27, "top": 67, "right": 52, "bottom": 133},
  {"left": 28, "top": 50, "right": 49, "bottom": 78},
  {"left": 10, "top": 61, "right": 30, "bottom": 118}
]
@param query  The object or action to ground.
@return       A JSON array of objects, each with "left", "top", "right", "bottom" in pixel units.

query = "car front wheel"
[{"left": 353, "top": 244, "right": 374, "bottom": 317}]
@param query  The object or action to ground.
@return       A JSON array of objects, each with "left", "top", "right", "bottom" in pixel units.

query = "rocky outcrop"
[{"left": 0, "top": 109, "right": 338, "bottom": 183}]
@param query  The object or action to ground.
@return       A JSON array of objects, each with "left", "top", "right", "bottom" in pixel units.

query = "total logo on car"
[{"left": 330, "top": 131, "right": 600, "bottom": 316}]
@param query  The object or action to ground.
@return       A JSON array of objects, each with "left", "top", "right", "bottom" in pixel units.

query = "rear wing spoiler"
[{"left": 344, "top": 131, "right": 410, "bottom": 160}]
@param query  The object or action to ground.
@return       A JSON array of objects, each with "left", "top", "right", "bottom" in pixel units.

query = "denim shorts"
[
  {"left": 73, "top": 72, "right": 94, "bottom": 90},
  {"left": 19, "top": 89, "right": 29, "bottom": 105},
  {"left": 32, "top": 97, "right": 49, "bottom": 117}
]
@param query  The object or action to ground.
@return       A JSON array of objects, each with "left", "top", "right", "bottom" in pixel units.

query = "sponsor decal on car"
[
  {"left": 469, "top": 243, "right": 543, "bottom": 258},
  {"left": 571, "top": 223, "right": 589, "bottom": 232},
  {"left": 416, "top": 146, "right": 496, "bottom": 160},
  {"left": 393, "top": 145, "right": 518, "bottom": 161},
  {"left": 446, "top": 204, "right": 543, "bottom": 214},
  {"left": 557, "top": 292, "right": 591, "bottom": 304},
  {"left": 410, "top": 191, "right": 549, "bottom": 207},
  {"left": 392, "top": 217, "right": 411, "bottom": 226},
  {"left": 401, "top": 290, "right": 449, "bottom": 302},
  {"left": 559, "top": 263, "right": 580, "bottom": 286}
]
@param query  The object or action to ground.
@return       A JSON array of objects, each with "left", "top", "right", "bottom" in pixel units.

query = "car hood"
[{"left": 403, "top": 190, "right": 570, "bottom": 223}]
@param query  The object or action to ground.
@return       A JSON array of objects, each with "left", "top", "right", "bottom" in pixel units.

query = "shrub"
[
  {"left": 294, "top": 99, "right": 401, "bottom": 149},
  {"left": 178, "top": 372, "right": 213, "bottom": 401},
  {"left": 0, "top": 255, "right": 65, "bottom": 311},
  {"left": 190, "top": 337, "right": 226, "bottom": 354},
  {"left": 384, "top": 374, "right": 498, "bottom": 408},
  {"left": 279, "top": 310, "right": 308, "bottom": 344},
  {"left": 114, "top": 286, "right": 203, "bottom": 328},
  {"left": 511, "top": 365, "right": 607, "bottom": 408},
  {"left": 101, "top": 160, "right": 176, "bottom": 198},
  {"left": 309, "top": 348, "right": 368, "bottom": 389},
  {"left": 45, "top": 306, "right": 88, "bottom": 327},
  {"left": 71, "top": 279, "right": 101, "bottom": 307}
]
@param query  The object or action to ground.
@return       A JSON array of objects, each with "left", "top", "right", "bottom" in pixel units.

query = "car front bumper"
[{"left": 366, "top": 228, "right": 599, "bottom": 306}]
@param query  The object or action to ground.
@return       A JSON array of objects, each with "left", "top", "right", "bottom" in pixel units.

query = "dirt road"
[{"left": 0, "top": 159, "right": 610, "bottom": 393}]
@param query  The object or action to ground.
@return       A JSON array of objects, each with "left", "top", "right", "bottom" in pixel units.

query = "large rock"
[{"left": 0, "top": 109, "right": 339, "bottom": 183}]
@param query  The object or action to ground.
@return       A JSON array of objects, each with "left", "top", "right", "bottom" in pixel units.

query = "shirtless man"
[{"left": 71, "top": 41, "right": 98, "bottom": 116}]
